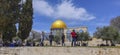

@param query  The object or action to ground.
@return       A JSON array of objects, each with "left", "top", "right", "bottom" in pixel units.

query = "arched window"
[{"left": 79, "top": 30, "right": 83, "bottom": 33}]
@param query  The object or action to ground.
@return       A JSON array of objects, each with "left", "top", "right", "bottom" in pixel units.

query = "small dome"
[{"left": 51, "top": 20, "right": 67, "bottom": 29}]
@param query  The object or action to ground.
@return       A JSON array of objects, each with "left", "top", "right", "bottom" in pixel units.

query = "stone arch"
[
  {"left": 66, "top": 27, "right": 87, "bottom": 33},
  {"left": 66, "top": 29, "right": 72, "bottom": 41},
  {"left": 77, "top": 27, "right": 87, "bottom": 32},
  {"left": 79, "top": 30, "right": 83, "bottom": 33},
  {"left": 64, "top": 26, "right": 87, "bottom": 41}
]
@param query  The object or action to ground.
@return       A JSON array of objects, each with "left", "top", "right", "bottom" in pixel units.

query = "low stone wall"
[{"left": 0, "top": 47, "right": 120, "bottom": 55}]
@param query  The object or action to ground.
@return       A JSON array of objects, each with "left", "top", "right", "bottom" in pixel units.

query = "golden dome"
[{"left": 51, "top": 20, "right": 67, "bottom": 29}]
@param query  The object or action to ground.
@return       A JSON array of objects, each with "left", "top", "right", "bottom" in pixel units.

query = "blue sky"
[{"left": 32, "top": 0, "right": 120, "bottom": 36}]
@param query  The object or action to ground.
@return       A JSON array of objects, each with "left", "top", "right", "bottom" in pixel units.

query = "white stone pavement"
[{"left": 0, "top": 47, "right": 120, "bottom": 55}]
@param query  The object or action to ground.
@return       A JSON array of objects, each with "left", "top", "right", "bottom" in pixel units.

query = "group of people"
[
  {"left": 0, "top": 39, "right": 23, "bottom": 47},
  {"left": 40, "top": 31, "right": 65, "bottom": 46},
  {"left": 0, "top": 29, "right": 78, "bottom": 47},
  {"left": 40, "top": 29, "right": 77, "bottom": 46}
]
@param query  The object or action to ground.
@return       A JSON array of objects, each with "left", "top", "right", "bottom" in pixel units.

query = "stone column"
[{"left": 64, "top": 29, "right": 69, "bottom": 42}]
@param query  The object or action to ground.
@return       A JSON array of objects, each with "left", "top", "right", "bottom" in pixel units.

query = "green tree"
[
  {"left": 94, "top": 26, "right": 120, "bottom": 44},
  {"left": 18, "top": 0, "right": 33, "bottom": 41},
  {"left": 2, "top": 24, "right": 17, "bottom": 42},
  {"left": 0, "top": 0, "right": 20, "bottom": 42},
  {"left": 54, "top": 35, "right": 61, "bottom": 44},
  {"left": 53, "top": 31, "right": 61, "bottom": 44},
  {"left": 77, "top": 32, "right": 90, "bottom": 45},
  {"left": 111, "top": 16, "right": 120, "bottom": 31}
]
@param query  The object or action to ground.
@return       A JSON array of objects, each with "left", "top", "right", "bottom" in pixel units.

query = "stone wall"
[{"left": 0, "top": 47, "right": 120, "bottom": 55}]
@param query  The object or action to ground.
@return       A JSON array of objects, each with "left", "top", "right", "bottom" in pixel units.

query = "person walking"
[
  {"left": 49, "top": 32, "right": 54, "bottom": 46},
  {"left": 71, "top": 30, "right": 77, "bottom": 46},
  {"left": 61, "top": 33, "right": 65, "bottom": 46},
  {"left": 40, "top": 31, "right": 45, "bottom": 46}
]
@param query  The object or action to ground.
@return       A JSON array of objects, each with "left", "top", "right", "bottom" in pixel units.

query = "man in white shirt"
[{"left": 40, "top": 31, "right": 45, "bottom": 46}]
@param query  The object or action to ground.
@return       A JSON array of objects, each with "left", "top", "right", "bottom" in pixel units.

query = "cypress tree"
[
  {"left": 0, "top": 0, "right": 21, "bottom": 42},
  {"left": 18, "top": 0, "right": 33, "bottom": 41}
]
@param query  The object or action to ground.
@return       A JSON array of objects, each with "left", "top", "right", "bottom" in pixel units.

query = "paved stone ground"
[{"left": 0, "top": 47, "right": 120, "bottom": 55}]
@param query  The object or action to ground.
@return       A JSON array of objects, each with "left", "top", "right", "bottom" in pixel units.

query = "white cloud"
[
  {"left": 33, "top": 0, "right": 54, "bottom": 16},
  {"left": 33, "top": 0, "right": 95, "bottom": 20}
]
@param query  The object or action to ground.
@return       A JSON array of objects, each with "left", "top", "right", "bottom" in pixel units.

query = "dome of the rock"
[{"left": 51, "top": 20, "right": 67, "bottom": 29}]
